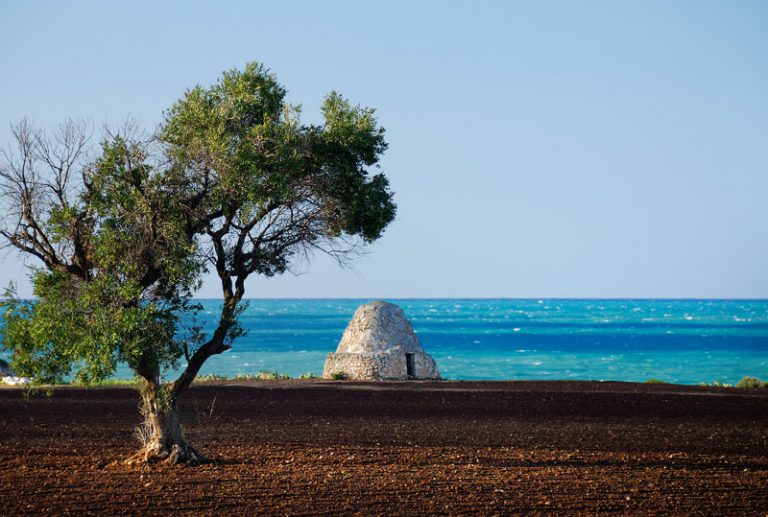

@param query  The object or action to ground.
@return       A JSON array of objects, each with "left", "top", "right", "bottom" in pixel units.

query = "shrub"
[
  {"left": 60, "top": 378, "right": 138, "bottom": 387},
  {"left": 195, "top": 374, "right": 229, "bottom": 382},
  {"left": 231, "top": 371, "right": 291, "bottom": 381},
  {"left": 645, "top": 379, "right": 667, "bottom": 384},
  {"left": 331, "top": 372, "right": 347, "bottom": 380},
  {"left": 736, "top": 376, "right": 767, "bottom": 389},
  {"left": 299, "top": 372, "right": 317, "bottom": 380},
  {"left": 255, "top": 371, "right": 291, "bottom": 380},
  {"left": 92, "top": 378, "right": 138, "bottom": 387}
]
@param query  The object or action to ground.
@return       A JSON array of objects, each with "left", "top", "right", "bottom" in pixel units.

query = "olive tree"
[{"left": 0, "top": 63, "right": 395, "bottom": 464}]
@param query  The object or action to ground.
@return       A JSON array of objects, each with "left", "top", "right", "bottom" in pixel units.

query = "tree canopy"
[{"left": 0, "top": 63, "right": 395, "bottom": 463}]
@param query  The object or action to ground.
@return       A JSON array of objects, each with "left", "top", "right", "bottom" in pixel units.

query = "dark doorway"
[{"left": 405, "top": 353, "right": 415, "bottom": 378}]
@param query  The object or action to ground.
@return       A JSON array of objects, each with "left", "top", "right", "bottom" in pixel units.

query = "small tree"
[{"left": 0, "top": 63, "right": 395, "bottom": 464}]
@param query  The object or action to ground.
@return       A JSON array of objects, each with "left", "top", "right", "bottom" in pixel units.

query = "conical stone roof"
[
  {"left": 335, "top": 301, "right": 424, "bottom": 354},
  {"left": 323, "top": 301, "right": 440, "bottom": 380}
]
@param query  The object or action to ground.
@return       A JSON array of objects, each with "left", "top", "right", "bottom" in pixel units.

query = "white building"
[{"left": 323, "top": 301, "right": 440, "bottom": 380}]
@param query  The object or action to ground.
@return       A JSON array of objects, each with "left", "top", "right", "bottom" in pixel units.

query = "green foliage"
[
  {"left": 248, "top": 371, "right": 290, "bottom": 381},
  {"left": 2, "top": 273, "right": 187, "bottom": 385},
  {"left": 193, "top": 371, "right": 294, "bottom": 382},
  {"left": 229, "top": 371, "right": 291, "bottom": 381},
  {"left": 331, "top": 372, "right": 348, "bottom": 380},
  {"left": 1, "top": 130, "right": 204, "bottom": 386},
  {"left": 736, "top": 376, "right": 768, "bottom": 389},
  {"left": 298, "top": 372, "right": 317, "bottom": 380},
  {"left": 76, "top": 378, "right": 139, "bottom": 387},
  {"left": 1, "top": 62, "right": 395, "bottom": 398},
  {"left": 696, "top": 376, "right": 768, "bottom": 388},
  {"left": 160, "top": 62, "right": 396, "bottom": 276},
  {"left": 194, "top": 374, "right": 229, "bottom": 383},
  {"left": 699, "top": 380, "right": 733, "bottom": 387}
]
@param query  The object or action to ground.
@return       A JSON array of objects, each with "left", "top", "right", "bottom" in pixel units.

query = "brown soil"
[{"left": 1, "top": 380, "right": 766, "bottom": 515}]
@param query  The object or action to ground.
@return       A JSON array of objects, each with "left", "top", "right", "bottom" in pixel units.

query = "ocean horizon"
[
  {"left": 3, "top": 298, "right": 766, "bottom": 385},
  {"left": 101, "top": 298, "right": 768, "bottom": 386}
]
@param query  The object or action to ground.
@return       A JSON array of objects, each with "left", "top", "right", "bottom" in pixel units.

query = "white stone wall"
[
  {"left": 323, "top": 351, "right": 439, "bottom": 380},
  {"left": 323, "top": 352, "right": 392, "bottom": 379},
  {"left": 409, "top": 351, "right": 440, "bottom": 379},
  {"left": 323, "top": 301, "right": 441, "bottom": 380}
]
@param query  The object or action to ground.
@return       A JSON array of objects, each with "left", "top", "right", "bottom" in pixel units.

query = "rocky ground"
[{"left": 0, "top": 380, "right": 766, "bottom": 515}]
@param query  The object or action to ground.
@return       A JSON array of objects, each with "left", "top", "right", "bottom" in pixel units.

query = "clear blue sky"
[{"left": 1, "top": 0, "right": 766, "bottom": 298}]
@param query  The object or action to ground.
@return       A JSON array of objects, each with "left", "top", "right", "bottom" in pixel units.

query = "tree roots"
[{"left": 126, "top": 442, "right": 208, "bottom": 466}]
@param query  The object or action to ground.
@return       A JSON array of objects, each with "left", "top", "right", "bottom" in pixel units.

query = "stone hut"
[{"left": 323, "top": 301, "right": 440, "bottom": 380}]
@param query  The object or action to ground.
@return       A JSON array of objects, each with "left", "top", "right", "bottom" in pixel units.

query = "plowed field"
[{"left": 1, "top": 380, "right": 766, "bottom": 515}]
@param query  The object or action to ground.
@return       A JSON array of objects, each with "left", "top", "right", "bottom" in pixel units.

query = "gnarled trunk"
[{"left": 131, "top": 380, "right": 206, "bottom": 465}]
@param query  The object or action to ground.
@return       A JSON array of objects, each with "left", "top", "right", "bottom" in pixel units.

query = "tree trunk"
[{"left": 131, "top": 381, "right": 206, "bottom": 465}]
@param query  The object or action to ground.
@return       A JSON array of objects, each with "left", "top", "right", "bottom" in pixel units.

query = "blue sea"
[
  {"left": 142, "top": 299, "right": 768, "bottom": 385},
  {"left": 3, "top": 299, "right": 765, "bottom": 385}
]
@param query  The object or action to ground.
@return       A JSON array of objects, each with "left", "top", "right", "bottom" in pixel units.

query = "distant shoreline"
[
  {"left": 3, "top": 299, "right": 766, "bottom": 385},
  {"left": 3, "top": 378, "right": 767, "bottom": 393}
]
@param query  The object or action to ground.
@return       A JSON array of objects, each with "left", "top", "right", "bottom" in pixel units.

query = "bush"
[
  {"left": 299, "top": 372, "right": 317, "bottom": 380},
  {"left": 232, "top": 371, "right": 291, "bottom": 381},
  {"left": 255, "top": 371, "right": 291, "bottom": 380},
  {"left": 91, "top": 378, "right": 138, "bottom": 387},
  {"left": 59, "top": 378, "right": 138, "bottom": 387},
  {"left": 331, "top": 372, "right": 347, "bottom": 380},
  {"left": 195, "top": 374, "right": 229, "bottom": 382},
  {"left": 645, "top": 379, "right": 667, "bottom": 384},
  {"left": 736, "top": 376, "right": 767, "bottom": 389}
]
